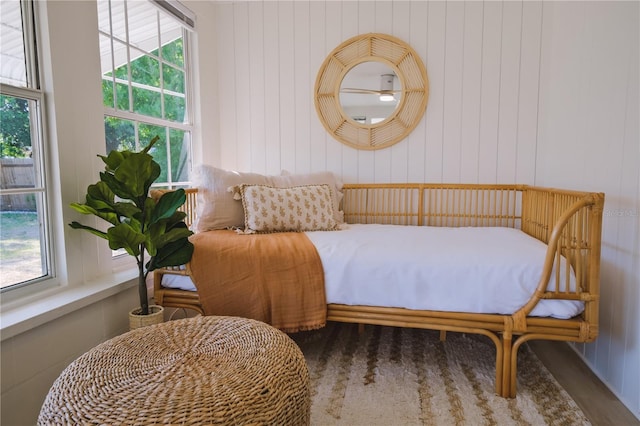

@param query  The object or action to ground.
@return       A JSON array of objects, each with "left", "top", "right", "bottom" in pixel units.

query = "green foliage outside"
[
  {"left": 0, "top": 95, "right": 31, "bottom": 158},
  {"left": 1, "top": 38, "right": 188, "bottom": 183},
  {"left": 102, "top": 38, "right": 188, "bottom": 184}
]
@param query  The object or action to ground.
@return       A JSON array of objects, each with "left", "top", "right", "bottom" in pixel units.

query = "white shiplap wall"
[
  {"left": 214, "top": 1, "right": 544, "bottom": 184},
  {"left": 210, "top": 1, "right": 639, "bottom": 418},
  {"left": 536, "top": 2, "right": 640, "bottom": 418}
]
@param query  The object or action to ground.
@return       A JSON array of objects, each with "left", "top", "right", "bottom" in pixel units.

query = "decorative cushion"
[
  {"left": 194, "top": 166, "right": 345, "bottom": 232},
  {"left": 193, "top": 165, "right": 271, "bottom": 232},
  {"left": 237, "top": 184, "right": 339, "bottom": 233},
  {"left": 273, "top": 171, "right": 344, "bottom": 224}
]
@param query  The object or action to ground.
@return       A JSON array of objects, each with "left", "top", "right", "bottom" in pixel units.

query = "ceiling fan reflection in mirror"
[{"left": 341, "top": 74, "right": 400, "bottom": 102}]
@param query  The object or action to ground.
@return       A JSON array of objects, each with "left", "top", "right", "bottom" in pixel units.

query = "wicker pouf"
[{"left": 38, "top": 316, "right": 310, "bottom": 425}]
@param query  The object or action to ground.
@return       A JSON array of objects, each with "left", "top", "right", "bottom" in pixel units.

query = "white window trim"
[{"left": 0, "top": 1, "right": 55, "bottom": 294}]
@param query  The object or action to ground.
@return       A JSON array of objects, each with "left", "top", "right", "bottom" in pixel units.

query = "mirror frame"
[{"left": 314, "top": 33, "right": 429, "bottom": 150}]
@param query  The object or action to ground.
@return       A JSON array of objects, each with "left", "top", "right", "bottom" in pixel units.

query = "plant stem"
[{"left": 138, "top": 245, "right": 149, "bottom": 315}]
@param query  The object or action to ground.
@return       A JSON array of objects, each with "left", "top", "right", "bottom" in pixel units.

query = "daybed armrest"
[{"left": 513, "top": 193, "right": 604, "bottom": 335}]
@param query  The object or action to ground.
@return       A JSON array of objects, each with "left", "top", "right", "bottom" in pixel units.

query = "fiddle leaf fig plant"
[{"left": 69, "top": 136, "right": 194, "bottom": 315}]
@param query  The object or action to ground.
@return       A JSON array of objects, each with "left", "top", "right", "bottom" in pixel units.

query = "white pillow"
[
  {"left": 238, "top": 184, "right": 339, "bottom": 234},
  {"left": 193, "top": 165, "right": 271, "bottom": 231}
]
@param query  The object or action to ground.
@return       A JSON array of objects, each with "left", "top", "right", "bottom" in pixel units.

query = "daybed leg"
[
  {"left": 500, "top": 332, "right": 513, "bottom": 398},
  {"left": 439, "top": 330, "right": 447, "bottom": 342},
  {"left": 358, "top": 323, "right": 365, "bottom": 334}
]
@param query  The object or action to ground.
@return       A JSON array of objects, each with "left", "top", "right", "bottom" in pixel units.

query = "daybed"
[{"left": 154, "top": 176, "right": 604, "bottom": 398}]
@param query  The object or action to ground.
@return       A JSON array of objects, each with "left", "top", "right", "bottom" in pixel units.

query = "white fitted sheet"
[{"left": 162, "top": 224, "right": 584, "bottom": 319}]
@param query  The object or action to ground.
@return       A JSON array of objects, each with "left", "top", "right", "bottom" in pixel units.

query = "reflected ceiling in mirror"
[
  {"left": 314, "top": 33, "right": 429, "bottom": 150},
  {"left": 339, "top": 61, "right": 402, "bottom": 125}
]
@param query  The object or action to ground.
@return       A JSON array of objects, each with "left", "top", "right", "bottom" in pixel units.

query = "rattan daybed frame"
[{"left": 154, "top": 183, "right": 604, "bottom": 398}]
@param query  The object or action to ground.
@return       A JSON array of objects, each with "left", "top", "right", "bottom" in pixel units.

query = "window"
[
  {"left": 0, "top": 0, "right": 52, "bottom": 290},
  {"left": 97, "top": 0, "right": 194, "bottom": 188}
]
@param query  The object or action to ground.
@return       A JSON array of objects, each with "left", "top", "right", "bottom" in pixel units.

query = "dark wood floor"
[{"left": 529, "top": 340, "right": 639, "bottom": 426}]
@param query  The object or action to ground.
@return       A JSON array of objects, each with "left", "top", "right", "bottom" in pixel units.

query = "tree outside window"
[{"left": 98, "top": 0, "right": 194, "bottom": 189}]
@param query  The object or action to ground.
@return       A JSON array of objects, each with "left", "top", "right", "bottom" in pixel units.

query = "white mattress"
[{"left": 162, "top": 224, "right": 584, "bottom": 319}]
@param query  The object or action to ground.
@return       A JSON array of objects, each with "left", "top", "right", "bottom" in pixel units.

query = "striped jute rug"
[{"left": 291, "top": 321, "right": 590, "bottom": 426}]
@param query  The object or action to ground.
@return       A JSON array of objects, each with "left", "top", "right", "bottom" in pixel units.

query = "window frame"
[
  {"left": 0, "top": 0, "right": 56, "bottom": 293},
  {"left": 98, "top": 0, "right": 195, "bottom": 190}
]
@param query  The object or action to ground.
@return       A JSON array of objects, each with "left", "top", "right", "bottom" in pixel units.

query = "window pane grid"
[
  {"left": 1, "top": 0, "right": 52, "bottom": 289},
  {"left": 99, "top": 0, "right": 193, "bottom": 196},
  {"left": 98, "top": 1, "right": 189, "bottom": 123}
]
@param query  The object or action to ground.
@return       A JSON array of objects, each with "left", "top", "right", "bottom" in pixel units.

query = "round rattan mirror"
[{"left": 314, "top": 33, "right": 429, "bottom": 150}]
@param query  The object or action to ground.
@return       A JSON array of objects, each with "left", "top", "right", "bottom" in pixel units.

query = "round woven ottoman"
[{"left": 38, "top": 316, "right": 310, "bottom": 425}]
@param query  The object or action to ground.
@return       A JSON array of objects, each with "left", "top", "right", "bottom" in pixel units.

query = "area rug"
[{"left": 291, "top": 322, "right": 590, "bottom": 426}]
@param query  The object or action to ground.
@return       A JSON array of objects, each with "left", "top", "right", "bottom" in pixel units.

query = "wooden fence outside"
[{"left": 0, "top": 158, "right": 36, "bottom": 211}]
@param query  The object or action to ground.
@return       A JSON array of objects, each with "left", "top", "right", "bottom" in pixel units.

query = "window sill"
[{"left": 0, "top": 269, "right": 138, "bottom": 341}]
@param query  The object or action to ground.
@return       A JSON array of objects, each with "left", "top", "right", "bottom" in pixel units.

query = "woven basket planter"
[{"left": 128, "top": 305, "right": 164, "bottom": 330}]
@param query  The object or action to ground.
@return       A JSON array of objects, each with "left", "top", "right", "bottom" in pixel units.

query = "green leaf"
[
  {"left": 100, "top": 171, "right": 137, "bottom": 201},
  {"left": 146, "top": 222, "right": 166, "bottom": 256},
  {"left": 151, "top": 189, "right": 186, "bottom": 224},
  {"left": 106, "top": 223, "right": 145, "bottom": 256},
  {"left": 69, "top": 202, "right": 99, "bottom": 216},
  {"left": 147, "top": 238, "right": 194, "bottom": 271},
  {"left": 113, "top": 201, "right": 141, "bottom": 219},
  {"left": 70, "top": 203, "right": 119, "bottom": 226},
  {"left": 144, "top": 161, "right": 162, "bottom": 197},
  {"left": 114, "top": 153, "right": 155, "bottom": 197},
  {"left": 68, "top": 222, "right": 108, "bottom": 240},
  {"left": 99, "top": 150, "right": 126, "bottom": 171},
  {"left": 152, "top": 226, "right": 193, "bottom": 250},
  {"left": 166, "top": 211, "right": 188, "bottom": 227},
  {"left": 86, "top": 182, "right": 116, "bottom": 211}
]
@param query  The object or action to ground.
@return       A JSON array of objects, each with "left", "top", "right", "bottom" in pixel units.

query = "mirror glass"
[{"left": 339, "top": 61, "right": 402, "bottom": 125}]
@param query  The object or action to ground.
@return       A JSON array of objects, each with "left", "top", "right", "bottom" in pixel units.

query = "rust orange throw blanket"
[{"left": 188, "top": 230, "right": 327, "bottom": 333}]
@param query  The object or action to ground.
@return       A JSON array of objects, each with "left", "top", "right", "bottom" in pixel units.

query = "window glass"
[
  {"left": 0, "top": 0, "right": 27, "bottom": 87},
  {"left": 0, "top": 1, "right": 52, "bottom": 290},
  {"left": 104, "top": 116, "right": 135, "bottom": 153},
  {"left": 98, "top": 0, "right": 193, "bottom": 192},
  {"left": 169, "top": 129, "right": 190, "bottom": 184}
]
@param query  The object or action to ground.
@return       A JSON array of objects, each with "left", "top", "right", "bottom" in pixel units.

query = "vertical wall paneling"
[
  {"left": 324, "top": 1, "right": 344, "bottom": 179},
  {"left": 535, "top": 2, "right": 589, "bottom": 189},
  {"left": 459, "top": 1, "right": 483, "bottom": 183},
  {"left": 389, "top": 1, "right": 412, "bottom": 183},
  {"left": 263, "top": 4, "right": 282, "bottom": 175},
  {"left": 233, "top": 2, "right": 251, "bottom": 171},
  {"left": 248, "top": 2, "right": 266, "bottom": 173},
  {"left": 495, "top": 0, "right": 522, "bottom": 184},
  {"left": 441, "top": 1, "right": 465, "bottom": 182},
  {"left": 215, "top": 4, "right": 237, "bottom": 167},
  {"left": 515, "top": 1, "right": 542, "bottom": 184},
  {"left": 340, "top": 1, "right": 359, "bottom": 182},
  {"left": 423, "top": 1, "right": 446, "bottom": 182},
  {"left": 406, "top": 1, "right": 429, "bottom": 183},
  {"left": 619, "top": 7, "right": 639, "bottom": 407},
  {"left": 309, "top": 1, "right": 327, "bottom": 173},
  {"left": 585, "top": 2, "right": 638, "bottom": 399},
  {"left": 536, "top": 1, "right": 640, "bottom": 416},
  {"left": 294, "top": 1, "right": 311, "bottom": 173},
  {"left": 477, "top": 1, "right": 502, "bottom": 183},
  {"left": 278, "top": 2, "right": 296, "bottom": 174}
]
